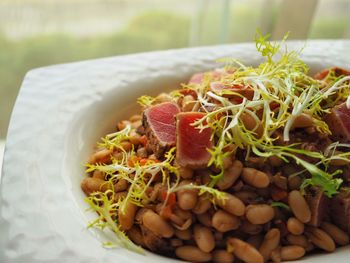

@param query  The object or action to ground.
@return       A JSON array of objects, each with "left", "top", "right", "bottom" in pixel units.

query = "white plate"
[{"left": 1, "top": 41, "right": 350, "bottom": 263}]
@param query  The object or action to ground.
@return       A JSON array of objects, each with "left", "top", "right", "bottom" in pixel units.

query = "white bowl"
[{"left": 1, "top": 41, "right": 350, "bottom": 262}]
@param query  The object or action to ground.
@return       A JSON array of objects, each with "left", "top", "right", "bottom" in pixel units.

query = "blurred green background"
[{"left": 0, "top": 0, "right": 349, "bottom": 139}]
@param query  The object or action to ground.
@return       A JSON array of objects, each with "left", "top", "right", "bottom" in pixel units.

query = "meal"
[{"left": 81, "top": 34, "right": 350, "bottom": 262}]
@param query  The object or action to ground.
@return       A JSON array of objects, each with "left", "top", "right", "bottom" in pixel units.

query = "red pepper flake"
[
  {"left": 161, "top": 191, "right": 167, "bottom": 201},
  {"left": 160, "top": 191, "right": 177, "bottom": 219},
  {"left": 127, "top": 156, "right": 141, "bottom": 167},
  {"left": 314, "top": 69, "right": 330, "bottom": 80},
  {"left": 161, "top": 191, "right": 177, "bottom": 206},
  {"left": 139, "top": 158, "right": 149, "bottom": 166}
]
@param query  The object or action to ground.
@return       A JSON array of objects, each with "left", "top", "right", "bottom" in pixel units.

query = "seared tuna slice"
[
  {"left": 314, "top": 67, "right": 350, "bottom": 80},
  {"left": 176, "top": 112, "right": 213, "bottom": 168},
  {"left": 143, "top": 102, "right": 180, "bottom": 158},
  {"left": 305, "top": 188, "right": 329, "bottom": 227},
  {"left": 188, "top": 72, "right": 206, "bottom": 84},
  {"left": 325, "top": 103, "right": 350, "bottom": 142},
  {"left": 188, "top": 70, "right": 225, "bottom": 84},
  {"left": 330, "top": 193, "right": 350, "bottom": 234}
]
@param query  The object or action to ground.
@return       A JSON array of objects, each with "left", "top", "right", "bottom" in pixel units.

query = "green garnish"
[
  {"left": 137, "top": 95, "right": 155, "bottom": 107},
  {"left": 296, "top": 157, "right": 343, "bottom": 197},
  {"left": 85, "top": 148, "right": 180, "bottom": 254},
  {"left": 85, "top": 190, "right": 145, "bottom": 254},
  {"left": 271, "top": 201, "right": 290, "bottom": 210},
  {"left": 98, "top": 124, "right": 132, "bottom": 151},
  {"left": 87, "top": 147, "right": 179, "bottom": 213},
  {"left": 255, "top": 29, "right": 289, "bottom": 62}
]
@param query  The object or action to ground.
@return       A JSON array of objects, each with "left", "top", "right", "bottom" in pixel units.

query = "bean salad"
[{"left": 81, "top": 34, "right": 350, "bottom": 262}]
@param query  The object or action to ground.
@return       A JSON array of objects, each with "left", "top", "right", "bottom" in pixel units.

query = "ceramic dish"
[{"left": 1, "top": 41, "right": 350, "bottom": 263}]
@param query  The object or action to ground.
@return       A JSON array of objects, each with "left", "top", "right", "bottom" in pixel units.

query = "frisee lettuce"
[
  {"left": 85, "top": 190, "right": 145, "bottom": 254},
  {"left": 98, "top": 124, "right": 132, "bottom": 151},
  {"left": 255, "top": 29, "right": 289, "bottom": 62},
  {"left": 137, "top": 95, "right": 155, "bottom": 107},
  {"left": 87, "top": 147, "right": 179, "bottom": 213}
]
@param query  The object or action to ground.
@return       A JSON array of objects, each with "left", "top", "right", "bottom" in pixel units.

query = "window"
[{"left": 0, "top": 0, "right": 349, "bottom": 141}]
